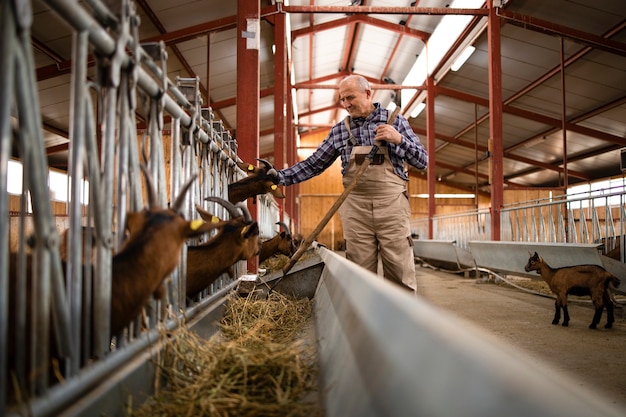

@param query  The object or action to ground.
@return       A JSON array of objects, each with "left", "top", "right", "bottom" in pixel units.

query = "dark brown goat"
[
  {"left": 259, "top": 221, "right": 296, "bottom": 263},
  {"left": 228, "top": 158, "right": 285, "bottom": 203},
  {"left": 524, "top": 251, "right": 621, "bottom": 329},
  {"left": 6, "top": 167, "right": 225, "bottom": 403},
  {"left": 185, "top": 197, "right": 261, "bottom": 300}
]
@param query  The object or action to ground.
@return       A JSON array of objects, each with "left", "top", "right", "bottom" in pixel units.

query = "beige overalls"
[{"left": 338, "top": 119, "right": 415, "bottom": 292}]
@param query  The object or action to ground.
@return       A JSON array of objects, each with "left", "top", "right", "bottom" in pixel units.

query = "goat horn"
[
  {"left": 275, "top": 221, "right": 291, "bottom": 236},
  {"left": 204, "top": 196, "right": 240, "bottom": 219},
  {"left": 236, "top": 202, "right": 253, "bottom": 224},
  {"left": 140, "top": 164, "right": 159, "bottom": 209},
  {"left": 171, "top": 173, "right": 199, "bottom": 213},
  {"left": 256, "top": 158, "right": 273, "bottom": 170}
]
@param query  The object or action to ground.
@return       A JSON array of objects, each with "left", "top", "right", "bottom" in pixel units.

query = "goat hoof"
[
  {"left": 604, "top": 323, "right": 613, "bottom": 329},
  {"left": 551, "top": 320, "right": 559, "bottom": 325},
  {"left": 589, "top": 323, "right": 597, "bottom": 329},
  {"left": 561, "top": 322, "right": 569, "bottom": 327}
]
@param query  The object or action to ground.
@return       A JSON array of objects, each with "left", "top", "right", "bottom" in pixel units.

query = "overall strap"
[{"left": 344, "top": 116, "right": 357, "bottom": 146}]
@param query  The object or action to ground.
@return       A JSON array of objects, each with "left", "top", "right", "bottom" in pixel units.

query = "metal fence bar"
[{"left": 2, "top": 0, "right": 269, "bottom": 411}]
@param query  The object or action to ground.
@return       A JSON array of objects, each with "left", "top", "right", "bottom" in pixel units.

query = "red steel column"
[
  {"left": 274, "top": 12, "right": 287, "bottom": 221},
  {"left": 488, "top": 0, "right": 503, "bottom": 240},
  {"left": 426, "top": 76, "right": 436, "bottom": 239},
  {"left": 287, "top": 92, "right": 299, "bottom": 231},
  {"left": 237, "top": 0, "right": 260, "bottom": 271}
]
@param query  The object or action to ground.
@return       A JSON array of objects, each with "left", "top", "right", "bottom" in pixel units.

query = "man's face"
[{"left": 339, "top": 80, "right": 372, "bottom": 119}]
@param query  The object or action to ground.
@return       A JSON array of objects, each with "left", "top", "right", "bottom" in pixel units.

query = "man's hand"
[{"left": 374, "top": 124, "right": 402, "bottom": 145}]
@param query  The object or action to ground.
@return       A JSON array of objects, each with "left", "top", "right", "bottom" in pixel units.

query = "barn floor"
[{"left": 411, "top": 266, "right": 626, "bottom": 409}]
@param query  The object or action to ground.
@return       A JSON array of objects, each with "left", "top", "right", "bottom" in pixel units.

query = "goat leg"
[
  {"left": 590, "top": 306, "right": 603, "bottom": 329},
  {"left": 561, "top": 304, "right": 570, "bottom": 327},
  {"left": 552, "top": 300, "right": 561, "bottom": 325},
  {"left": 604, "top": 293, "right": 615, "bottom": 329}
]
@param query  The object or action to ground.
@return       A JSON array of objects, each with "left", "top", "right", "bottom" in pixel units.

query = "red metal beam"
[
  {"left": 487, "top": 0, "right": 503, "bottom": 240},
  {"left": 436, "top": 86, "right": 626, "bottom": 148},
  {"left": 283, "top": 6, "right": 488, "bottom": 16},
  {"left": 497, "top": 11, "right": 626, "bottom": 57},
  {"left": 237, "top": 0, "right": 261, "bottom": 273},
  {"left": 291, "top": 14, "right": 429, "bottom": 40},
  {"left": 426, "top": 76, "right": 436, "bottom": 239}
]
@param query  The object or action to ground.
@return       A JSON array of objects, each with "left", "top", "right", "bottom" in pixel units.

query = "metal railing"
[
  {"left": 1, "top": 0, "right": 277, "bottom": 414},
  {"left": 410, "top": 187, "right": 626, "bottom": 261},
  {"left": 411, "top": 208, "right": 491, "bottom": 250}
]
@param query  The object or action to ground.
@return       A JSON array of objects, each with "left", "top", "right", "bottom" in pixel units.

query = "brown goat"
[
  {"left": 185, "top": 197, "right": 261, "bottom": 300},
  {"left": 6, "top": 167, "right": 226, "bottom": 403},
  {"left": 259, "top": 221, "right": 296, "bottom": 263},
  {"left": 228, "top": 158, "right": 285, "bottom": 203},
  {"left": 524, "top": 251, "right": 621, "bottom": 329}
]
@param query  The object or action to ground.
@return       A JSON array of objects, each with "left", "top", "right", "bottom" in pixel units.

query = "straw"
[{"left": 128, "top": 292, "right": 322, "bottom": 417}]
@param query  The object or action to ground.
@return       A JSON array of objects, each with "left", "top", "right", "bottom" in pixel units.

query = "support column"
[
  {"left": 426, "top": 76, "right": 436, "bottom": 239},
  {"left": 274, "top": 12, "right": 287, "bottom": 220},
  {"left": 237, "top": 0, "right": 260, "bottom": 271},
  {"left": 488, "top": 0, "right": 503, "bottom": 240}
]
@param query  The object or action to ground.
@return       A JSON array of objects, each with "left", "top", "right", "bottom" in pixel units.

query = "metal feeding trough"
[{"left": 236, "top": 251, "right": 325, "bottom": 300}]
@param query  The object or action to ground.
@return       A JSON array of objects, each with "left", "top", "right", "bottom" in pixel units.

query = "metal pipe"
[
  {"left": 67, "top": 29, "right": 89, "bottom": 376},
  {"left": 42, "top": 0, "right": 230, "bottom": 150},
  {"left": 5, "top": 281, "right": 238, "bottom": 417},
  {"left": 0, "top": 0, "right": 15, "bottom": 408}
]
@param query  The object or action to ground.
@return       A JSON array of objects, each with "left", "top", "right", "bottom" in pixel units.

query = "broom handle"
[{"left": 282, "top": 144, "right": 379, "bottom": 276}]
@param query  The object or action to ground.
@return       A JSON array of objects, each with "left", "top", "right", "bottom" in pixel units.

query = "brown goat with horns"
[
  {"left": 185, "top": 196, "right": 261, "bottom": 300},
  {"left": 259, "top": 221, "right": 296, "bottom": 263},
  {"left": 524, "top": 251, "right": 621, "bottom": 329},
  {"left": 228, "top": 158, "right": 284, "bottom": 203},
  {"left": 6, "top": 166, "right": 226, "bottom": 403}
]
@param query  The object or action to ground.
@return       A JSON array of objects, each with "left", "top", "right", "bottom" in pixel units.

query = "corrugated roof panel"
[{"left": 311, "top": 27, "right": 348, "bottom": 78}]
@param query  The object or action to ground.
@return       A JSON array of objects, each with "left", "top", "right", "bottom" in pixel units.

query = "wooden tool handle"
[{"left": 282, "top": 145, "right": 380, "bottom": 276}]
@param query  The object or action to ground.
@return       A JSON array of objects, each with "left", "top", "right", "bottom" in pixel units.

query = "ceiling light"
[
  {"left": 402, "top": 0, "right": 485, "bottom": 114},
  {"left": 450, "top": 45, "right": 476, "bottom": 71}
]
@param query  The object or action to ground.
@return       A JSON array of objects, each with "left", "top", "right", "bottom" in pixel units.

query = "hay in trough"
[
  {"left": 259, "top": 247, "right": 318, "bottom": 273},
  {"left": 129, "top": 292, "right": 322, "bottom": 417}
]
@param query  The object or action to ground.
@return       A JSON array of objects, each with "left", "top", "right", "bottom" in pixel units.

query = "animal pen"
[{"left": 2, "top": 1, "right": 626, "bottom": 417}]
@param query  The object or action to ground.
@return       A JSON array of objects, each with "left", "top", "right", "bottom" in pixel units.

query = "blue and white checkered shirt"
[{"left": 278, "top": 104, "right": 428, "bottom": 186}]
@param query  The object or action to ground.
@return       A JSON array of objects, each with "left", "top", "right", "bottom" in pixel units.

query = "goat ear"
[
  {"left": 187, "top": 218, "right": 228, "bottom": 236},
  {"left": 269, "top": 183, "right": 286, "bottom": 199},
  {"left": 236, "top": 160, "right": 256, "bottom": 174},
  {"left": 195, "top": 204, "right": 218, "bottom": 222},
  {"left": 243, "top": 222, "right": 260, "bottom": 238}
]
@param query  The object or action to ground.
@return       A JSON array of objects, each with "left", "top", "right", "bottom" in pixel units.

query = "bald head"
[{"left": 339, "top": 75, "right": 375, "bottom": 118}]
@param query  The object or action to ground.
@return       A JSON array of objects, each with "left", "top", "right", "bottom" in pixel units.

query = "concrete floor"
[{"left": 410, "top": 265, "right": 626, "bottom": 410}]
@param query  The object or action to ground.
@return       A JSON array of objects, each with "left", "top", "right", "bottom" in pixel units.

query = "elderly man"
[{"left": 277, "top": 74, "right": 428, "bottom": 291}]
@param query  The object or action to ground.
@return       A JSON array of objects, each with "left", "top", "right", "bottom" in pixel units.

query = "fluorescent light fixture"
[
  {"left": 451, "top": 45, "right": 475, "bottom": 71},
  {"left": 410, "top": 102, "right": 426, "bottom": 118},
  {"left": 416, "top": 193, "right": 476, "bottom": 199},
  {"left": 402, "top": 0, "right": 485, "bottom": 113}
]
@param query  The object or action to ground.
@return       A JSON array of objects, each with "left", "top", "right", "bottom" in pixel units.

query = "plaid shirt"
[{"left": 278, "top": 104, "right": 428, "bottom": 186}]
